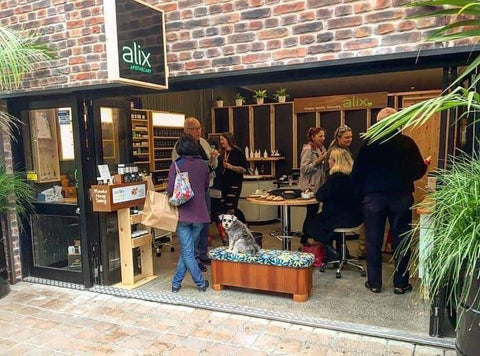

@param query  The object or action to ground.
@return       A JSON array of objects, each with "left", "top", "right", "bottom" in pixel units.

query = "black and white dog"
[{"left": 220, "top": 214, "right": 260, "bottom": 255}]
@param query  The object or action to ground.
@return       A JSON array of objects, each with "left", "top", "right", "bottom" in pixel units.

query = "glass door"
[{"left": 9, "top": 98, "right": 88, "bottom": 284}]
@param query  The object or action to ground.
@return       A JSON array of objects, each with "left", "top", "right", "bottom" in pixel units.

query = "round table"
[{"left": 246, "top": 196, "right": 318, "bottom": 250}]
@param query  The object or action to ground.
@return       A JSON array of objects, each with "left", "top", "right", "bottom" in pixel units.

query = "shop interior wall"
[{"left": 140, "top": 88, "right": 242, "bottom": 133}]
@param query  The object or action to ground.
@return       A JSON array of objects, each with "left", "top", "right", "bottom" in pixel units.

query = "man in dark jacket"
[{"left": 352, "top": 107, "right": 429, "bottom": 294}]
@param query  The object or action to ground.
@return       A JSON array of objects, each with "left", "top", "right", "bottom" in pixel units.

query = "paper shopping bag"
[{"left": 141, "top": 190, "right": 178, "bottom": 232}]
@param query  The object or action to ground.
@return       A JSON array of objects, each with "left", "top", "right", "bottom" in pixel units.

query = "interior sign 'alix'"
[{"left": 122, "top": 42, "right": 152, "bottom": 74}]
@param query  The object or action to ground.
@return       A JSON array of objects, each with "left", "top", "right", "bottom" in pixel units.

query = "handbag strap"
[{"left": 174, "top": 161, "right": 181, "bottom": 174}]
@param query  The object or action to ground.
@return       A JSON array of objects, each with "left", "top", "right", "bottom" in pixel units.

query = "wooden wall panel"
[
  {"left": 296, "top": 113, "right": 316, "bottom": 166},
  {"left": 320, "top": 111, "right": 341, "bottom": 149},
  {"left": 253, "top": 105, "right": 271, "bottom": 154},
  {"left": 214, "top": 108, "right": 229, "bottom": 133},
  {"left": 274, "top": 104, "right": 293, "bottom": 176},
  {"left": 345, "top": 110, "right": 367, "bottom": 158},
  {"left": 232, "top": 107, "right": 249, "bottom": 150}
]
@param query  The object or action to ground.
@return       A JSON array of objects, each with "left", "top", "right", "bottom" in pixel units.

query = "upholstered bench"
[{"left": 208, "top": 247, "right": 315, "bottom": 302}]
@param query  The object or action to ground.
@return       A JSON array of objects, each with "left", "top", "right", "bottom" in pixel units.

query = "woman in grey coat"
[{"left": 298, "top": 127, "right": 327, "bottom": 246}]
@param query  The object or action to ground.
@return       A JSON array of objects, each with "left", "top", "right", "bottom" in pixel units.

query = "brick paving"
[{"left": 0, "top": 282, "right": 453, "bottom": 355}]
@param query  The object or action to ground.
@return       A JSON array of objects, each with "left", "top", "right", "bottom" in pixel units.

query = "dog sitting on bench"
[{"left": 220, "top": 214, "right": 260, "bottom": 255}]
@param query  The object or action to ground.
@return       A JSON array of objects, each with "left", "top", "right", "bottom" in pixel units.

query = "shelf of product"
[
  {"left": 131, "top": 109, "right": 151, "bottom": 167},
  {"left": 151, "top": 126, "right": 184, "bottom": 183}
]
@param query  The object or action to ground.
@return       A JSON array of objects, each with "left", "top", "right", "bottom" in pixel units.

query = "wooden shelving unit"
[
  {"left": 151, "top": 126, "right": 184, "bottom": 183},
  {"left": 131, "top": 109, "right": 152, "bottom": 168}
]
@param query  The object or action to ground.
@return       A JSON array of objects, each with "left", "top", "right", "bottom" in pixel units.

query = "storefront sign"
[
  {"left": 91, "top": 182, "right": 147, "bottom": 212},
  {"left": 294, "top": 92, "right": 388, "bottom": 113},
  {"left": 104, "top": 0, "right": 168, "bottom": 90},
  {"left": 112, "top": 183, "right": 146, "bottom": 204}
]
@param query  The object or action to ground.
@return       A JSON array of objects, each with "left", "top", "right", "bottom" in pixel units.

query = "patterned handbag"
[{"left": 169, "top": 161, "right": 195, "bottom": 206}]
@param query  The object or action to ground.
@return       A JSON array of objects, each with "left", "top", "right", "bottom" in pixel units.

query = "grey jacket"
[{"left": 298, "top": 144, "right": 326, "bottom": 193}]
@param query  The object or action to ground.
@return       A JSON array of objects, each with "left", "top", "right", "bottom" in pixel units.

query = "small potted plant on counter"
[
  {"left": 234, "top": 93, "right": 245, "bottom": 106},
  {"left": 274, "top": 88, "right": 289, "bottom": 103},
  {"left": 253, "top": 89, "right": 267, "bottom": 105},
  {"left": 215, "top": 96, "right": 224, "bottom": 108}
]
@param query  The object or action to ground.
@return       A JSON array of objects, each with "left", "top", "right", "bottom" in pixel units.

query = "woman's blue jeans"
[{"left": 172, "top": 222, "right": 205, "bottom": 289}]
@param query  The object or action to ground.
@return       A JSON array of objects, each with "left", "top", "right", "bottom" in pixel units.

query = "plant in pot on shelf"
[
  {"left": 215, "top": 96, "right": 224, "bottom": 108},
  {"left": 274, "top": 88, "right": 289, "bottom": 103},
  {"left": 253, "top": 89, "right": 267, "bottom": 105},
  {"left": 234, "top": 92, "right": 245, "bottom": 106},
  {"left": 364, "top": 1, "right": 480, "bottom": 354},
  {"left": 0, "top": 26, "right": 53, "bottom": 297}
]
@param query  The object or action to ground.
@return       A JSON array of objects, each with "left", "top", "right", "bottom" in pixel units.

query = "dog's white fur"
[{"left": 220, "top": 214, "right": 260, "bottom": 255}]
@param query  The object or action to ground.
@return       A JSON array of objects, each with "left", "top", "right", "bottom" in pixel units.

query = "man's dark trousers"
[{"left": 363, "top": 192, "right": 413, "bottom": 289}]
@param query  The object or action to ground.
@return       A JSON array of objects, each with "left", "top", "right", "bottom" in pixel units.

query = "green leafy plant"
[
  {"left": 0, "top": 27, "right": 54, "bottom": 223},
  {"left": 253, "top": 89, "right": 267, "bottom": 99},
  {"left": 274, "top": 88, "right": 289, "bottom": 102},
  {"left": 0, "top": 27, "right": 54, "bottom": 139},
  {"left": 405, "top": 156, "right": 480, "bottom": 308},
  {"left": 234, "top": 92, "right": 245, "bottom": 103},
  {"left": 215, "top": 96, "right": 223, "bottom": 101}
]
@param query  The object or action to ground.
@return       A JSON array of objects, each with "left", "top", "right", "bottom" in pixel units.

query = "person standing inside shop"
[
  {"left": 168, "top": 134, "right": 210, "bottom": 293},
  {"left": 298, "top": 127, "right": 327, "bottom": 247},
  {"left": 352, "top": 107, "right": 429, "bottom": 294},
  {"left": 219, "top": 132, "right": 248, "bottom": 220},
  {"left": 173, "top": 117, "right": 218, "bottom": 272},
  {"left": 326, "top": 125, "right": 353, "bottom": 161}
]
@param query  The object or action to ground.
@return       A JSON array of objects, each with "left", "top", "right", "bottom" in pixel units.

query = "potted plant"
[
  {"left": 253, "top": 89, "right": 267, "bottom": 105},
  {"left": 274, "top": 88, "right": 289, "bottom": 103},
  {"left": 0, "top": 26, "right": 52, "bottom": 298},
  {"left": 364, "top": 2, "right": 480, "bottom": 353},
  {"left": 234, "top": 92, "right": 245, "bottom": 106},
  {"left": 215, "top": 96, "right": 224, "bottom": 108}
]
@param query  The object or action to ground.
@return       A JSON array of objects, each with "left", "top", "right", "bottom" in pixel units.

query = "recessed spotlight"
[{"left": 410, "top": 86, "right": 415, "bottom": 90}]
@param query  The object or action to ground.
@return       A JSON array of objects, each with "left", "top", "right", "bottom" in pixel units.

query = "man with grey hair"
[
  {"left": 352, "top": 107, "right": 429, "bottom": 294},
  {"left": 173, "top": 117, "right": 218, "bottom": 272}
]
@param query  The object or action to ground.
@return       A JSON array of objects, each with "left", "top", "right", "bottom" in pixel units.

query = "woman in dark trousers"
[
  {"left": 298, "top": 127, "right": 327, "bottom": 246},
  {"left": 305, "top": 147, "right": 362, "bottom": 264},
  {"left": 219, "top": 132, "right": 248, "bottom": 220},
  {"left": 167, "top": 134, "right": 210, "bottom": 293}
]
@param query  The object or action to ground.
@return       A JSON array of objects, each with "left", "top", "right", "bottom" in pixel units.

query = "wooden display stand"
[
  {"left": 91, "top": 181, "right": 157, "bottom": 289},
  {"left": 116, "top": 208, "right": 157, "bottom": 289}
]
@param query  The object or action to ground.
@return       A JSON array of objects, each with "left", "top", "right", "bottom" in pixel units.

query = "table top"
[{"left": 246, "top": 196, "right": 317, "bottom": 206}]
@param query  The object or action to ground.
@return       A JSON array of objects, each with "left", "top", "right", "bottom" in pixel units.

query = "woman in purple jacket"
[{"left": 167, "top": 134, "right": 210, "bottom": 292}]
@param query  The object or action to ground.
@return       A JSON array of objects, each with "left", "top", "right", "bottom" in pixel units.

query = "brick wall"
[
  {"left": 0, "top": 101, "right": 21, "bottom": 281},
  {"left": 1, "top": 0, "right": 474, "bottom": 94}
]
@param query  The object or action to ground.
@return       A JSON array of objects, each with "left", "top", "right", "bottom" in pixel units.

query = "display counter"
[{"left": 239, "top": 179, "right": 277, "bottom": 223}]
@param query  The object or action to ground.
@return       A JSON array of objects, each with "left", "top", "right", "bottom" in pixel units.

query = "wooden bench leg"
[
  {"left": 212, "top": 283, "right": 224, "bottom": 291},
  {"left": 293, "top": 293, "right": 308, "bottom": 303}
]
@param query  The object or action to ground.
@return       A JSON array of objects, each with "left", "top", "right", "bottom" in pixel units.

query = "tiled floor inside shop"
[{"left": 138, "top": 222, "right": 430, "bottom": 336}]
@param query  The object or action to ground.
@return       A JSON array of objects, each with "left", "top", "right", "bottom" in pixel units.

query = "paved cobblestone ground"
[{"left": 0, "top": 282, "right": 453, "bottom": 355}]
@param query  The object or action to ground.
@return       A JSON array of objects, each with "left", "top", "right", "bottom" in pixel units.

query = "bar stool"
[{"left": 320, "top": 224, "right": 366, "bottom": 279}]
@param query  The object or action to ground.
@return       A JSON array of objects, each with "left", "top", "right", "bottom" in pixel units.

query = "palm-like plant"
[
  {"left": 365, "top": 0, "right": 480, "bottom": 142},
  {"left": 0, "top": 27, "right": 54, "bottom": 135},
  {"left": 0, "top": 27, "right": 54, "bottom": 217}
]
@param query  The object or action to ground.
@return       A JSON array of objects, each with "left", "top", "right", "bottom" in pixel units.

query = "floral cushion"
[{"left": 209, "top": 247, "right": 314, "bottom": 268}]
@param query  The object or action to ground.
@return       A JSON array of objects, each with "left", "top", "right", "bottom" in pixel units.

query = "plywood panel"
[
  {"left": 320, "top": 111, "right": 341, "bottom": 149},
  {"left": 213, "top": 107, "right": 229, "bottom": 133},
  {"left": 345, "top": 110, "right": 367, "bottom": 158},
  {"left": 233, "top": 107, "right": 250, "bottom": 150},
  {"left": 402, "top": 94, "right": 441, "bottom": 223}
]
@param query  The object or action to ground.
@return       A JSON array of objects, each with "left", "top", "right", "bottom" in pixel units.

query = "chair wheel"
[
  {"left": 319, "top": 266, "right": 325, "bottom": 273},
  {"left": 336, "top": 272, "right": 342, "bottom": 279},
  {"left": 361, "top": 271, "right": 366, "bottom": 277},
  {"left": 170, "top": 247, "right": 175, "bottom": 252}
]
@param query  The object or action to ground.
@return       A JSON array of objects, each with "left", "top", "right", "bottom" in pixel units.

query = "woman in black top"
[
  {"left": 219, "top": 132, "right": 248, "bottom": 217},
  {"left": 305, "top": 147, "right": 362, "bottom": 262}
]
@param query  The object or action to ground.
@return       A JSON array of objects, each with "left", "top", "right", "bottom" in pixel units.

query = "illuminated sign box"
[{"left": 105, "top": 0, "right": 168, "bottom": 90}]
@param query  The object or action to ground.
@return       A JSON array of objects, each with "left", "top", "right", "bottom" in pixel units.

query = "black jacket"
[
  {"left": 351, "top": 133, "right": 427, "bottom": 195},
  {"left": 315, "top": 172, "right": 362, "bottom": 227}
]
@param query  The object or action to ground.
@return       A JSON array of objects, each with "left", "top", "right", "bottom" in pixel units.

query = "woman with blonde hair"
[{"left": 305, "top": 148, "right": 362, "bottom": 264}]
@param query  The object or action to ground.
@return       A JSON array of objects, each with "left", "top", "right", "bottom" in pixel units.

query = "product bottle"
[
  {"left": 245, "top": 146, "right": 249, "bottom": 159},
  {"left": 254, "top": 167, "right": 259, "bottom": 176},
  {"left": 263, "top": 150, "right": 268, "bottom": 158}
]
